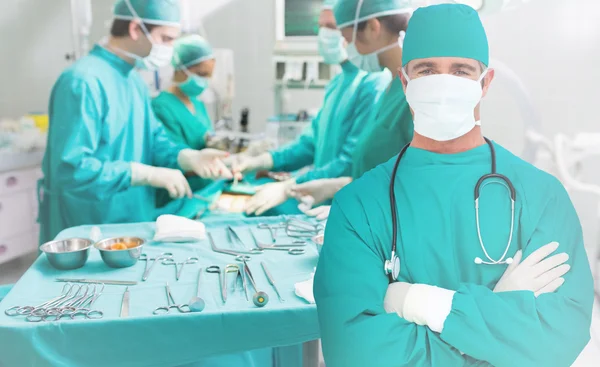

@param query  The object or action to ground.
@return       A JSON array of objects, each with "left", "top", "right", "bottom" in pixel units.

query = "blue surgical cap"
[
  {"left": 334, "top": 0, "right": 413, "bottom": 29},
  {"left": 113, "top": 0, "right": 181, "bottom": 27},
  {"left": 402, "top": 4, "right": 489, "bottom": 67},
  {"left": 172, "top": 35, "right": 215, "bottom": 69}
]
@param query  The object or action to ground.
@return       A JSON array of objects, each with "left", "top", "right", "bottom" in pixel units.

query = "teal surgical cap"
[
  {"left": 113, "top": 0, "right": 181, "bottom": 27},
  {"left": 172, "top": 35, "right": 215, "bottom": 69},
  {"left": 402, "top": 4, "right": 489, "bottom": 67},
  {"left": 334, "top": 0, "right": 413, "bottom": 29}
]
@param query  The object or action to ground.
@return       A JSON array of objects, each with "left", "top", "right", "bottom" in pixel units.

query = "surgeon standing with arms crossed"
[
  {"left": 235, "top": 0, "right": 389, "bottom": 216},
  {"left": 315, "top": 4, "right": 593, "bottom": 367},
  {"left": 288, "top": 0, "right": 415, "bottom": 219},
  {"left": 39, "top": 0, "right": 232, "bottom": 244}
]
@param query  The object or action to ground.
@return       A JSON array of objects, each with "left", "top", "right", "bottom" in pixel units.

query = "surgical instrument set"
[
  {"left": 206, "top": 264, "right": 242, "bottom": 304},
  {"left": 250, "top": 229, "right": 306, "bottom": 255},
  {"left": 208, "top": 233, "right": 252, "bottom": 261},
  {"left": 226, "top": 226, "right": 264, "bottom": 254},
  {"left": 120, "top": 287, "right": 130, "bottom": 317},
  {"left": 161, "top": 256, "right": 199, "bottom": 281},
  {"left": 285, "top": 219, "right": 324, "bottom": 238},
  {"left": 153, "top": 283, "right": 191, "bottom": 315},
  {"left": 5, "top": 283, "right": 104, "bottom": 322},
  {"left": 261, "top": 262, "right": 285, "bottom": 302},
  {"left": 140, "top": 253, "right": 173, "bottom": 281},
  {"left": 257, "top": 222, "right": 286, "bottom": 243},
  {"left": 188, "top": 269, "right": 206, "bottom": 312},
  {"left": 56, "top": 278, "right": 137, "bottom": 286},
  {"left": 240, "top": 259, "right": 269, "bottom": 308}
]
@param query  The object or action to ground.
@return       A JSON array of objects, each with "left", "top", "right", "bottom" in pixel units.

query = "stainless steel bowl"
[
  {"left": 41, "top": 238, "right": 93, "bottom": 270},
  {"left": 94, "top": 237, "right": 144, "bottom": 268}
]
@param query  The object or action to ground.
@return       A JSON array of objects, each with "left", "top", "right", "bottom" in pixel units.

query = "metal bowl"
[
  {"left": 94, "top": 237, "right": 145, "bottom": 268},
  {"left": 41, "top": 238, "right": 93, "bottom": 270}
]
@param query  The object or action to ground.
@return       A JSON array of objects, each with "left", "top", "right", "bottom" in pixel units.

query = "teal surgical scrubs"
[
  {"left": 315, "top": 142, "right": 593, "bottom": 366},
  {"left": 351, "top": 75, "right": 413, "bottom": 179},
  {"left": 39, "top": 45, "right": 186, "bottom": 245},
  {"left": 271, "top": 61, "right": 390, "bottom": 184},
  {"left": 152, "top": 91, "right": 214, "bottom": 207}
]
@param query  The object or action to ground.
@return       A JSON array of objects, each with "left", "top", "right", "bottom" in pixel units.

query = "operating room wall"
[{"left": 477, "top": 0, "right": 600, "bottom": 257}]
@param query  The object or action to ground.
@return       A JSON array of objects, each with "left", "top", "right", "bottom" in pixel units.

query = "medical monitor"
[{"left": 275, "top": 0, "right": 321, "bottom": 54}]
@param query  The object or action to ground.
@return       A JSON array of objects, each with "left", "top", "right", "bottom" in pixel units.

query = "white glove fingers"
[
  {"left": 215, "top": 159, "right": 233, "bottom": 179},
  {"left": 166, "top": 183, "right": 178, "bottom": 199},
  {"left": 535, "top": 263, "right": 570, "bottom": 288},
  {"left": 534, "top": 277, "right": 566, "bottom": 297},
  {"left": 532, "top": 252, "right": 569, "bottom": 277},
  {"left": 304, "top": 206, "right": 323, "bottom": 217},
  {"left": 504, "top": 250, "right": 523, "bottom": 274},
  {"left": 520, "top": 242, "right": 559, "bottom": 267}
]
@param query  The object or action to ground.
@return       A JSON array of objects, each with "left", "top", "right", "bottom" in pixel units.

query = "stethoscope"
[{"left": 385, "top": 138, "right": 517, "bottom": 282}]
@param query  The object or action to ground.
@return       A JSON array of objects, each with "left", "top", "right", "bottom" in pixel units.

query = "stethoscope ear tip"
[
  {"left": 474, "top": 257, "right": 483, "bottom": 264},
  {"left": 505, "top": 257, "right": 513, "bottom": 264}
]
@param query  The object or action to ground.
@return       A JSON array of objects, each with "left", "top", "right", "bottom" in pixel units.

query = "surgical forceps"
[
  {"left": 5, "top": 283, "right": 75, "bottom": 317},
  {"left": 140, "top": 253, "right": 173, "bottom": 281},
  {"left": 162, "top": 256, "right": 199, "bottom": 281},
  {"left": 261, "top": 262, "right": 285, "bottom": 302},
  {"left": 239, "top": 259, "right": 269, "bottom": 307},
  {"left": 153, "top": 283, "right": 191, "bottom": 315},
  {"left": 286, "top": 219, "right": 324, "bottom": 238},
  {"left": 206, "top": 264, "right": 241, "bottom": 304},
  {"left": 250, "top": 229, "right": 306, "bottom": 255},
  {"left": 208, "top": 233, "right": 252, "bottom": 262},
  {"left": 226, "top": 226, "right": 263, "bottom": 254},
  {"left": 257, "top": 222, "right": 286, "bottom": 243}
]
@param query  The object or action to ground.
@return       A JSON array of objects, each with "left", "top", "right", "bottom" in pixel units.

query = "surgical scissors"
[
  {"left": 153, "top": 283, "right": 191, "bottom": 315},
  {"left": 249, "top": 229, "right": 306, "bottom": 255},
  {"left": 208, "top": 233, "right": 252, "bottom": 262},
  {"left": 140, "top": 253, "right": 173, "bottom": 281},
  {"left": 257, "top": 222, "right": 286, "bottom": 243},
  {"left": 286, "top": 219, "right": 324, "bottom": 238},
  {"left": 161, "top": 257, "right": 199, "bottom": 281},
  {"left": 206, "top": 265, "right": 241, "bottom": 304}
]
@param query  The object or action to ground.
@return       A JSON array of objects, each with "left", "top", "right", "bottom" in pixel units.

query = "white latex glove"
[
  {"left": 244, "top": 179, "right": 295, "bottom": 216},
  {"left": 304, "top": 205, "right": 331, "bottom": 221},
  {"left": 493, "top": 241, "right": 570, "bottom": 296},
  {"left": 384, "top": 282, "right": 455, "bottom": 333},
  {"left": 178, "top": 148, "right": 234, "bottom": 180},
  {"left": 232, "top": 152, "right": 274, "bottom": 175},
  {"left": 131, "top": 162, "right": 192, "bottom": 199},
  {"left": 289, "top": 177, "right": 352, "bottom": 205}
]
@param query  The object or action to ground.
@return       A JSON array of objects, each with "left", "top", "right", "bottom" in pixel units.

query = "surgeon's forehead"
[
  {"left": 150, "top": 25, "right": 181, "bottom": 39},
  {"left": 407, "top": 57, "right": 481, "bottom": 72}
]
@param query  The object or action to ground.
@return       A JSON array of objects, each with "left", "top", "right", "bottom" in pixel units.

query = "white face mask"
[
  {"left": 402, "top": 68, "right": 488, "bottom": 141},
  {"left": 120, "top": 0, "right": 174, "bottom": 70},
  {"left": 346, "top": 31, "right": 404, "bottom": 73},
  {"left": 318, "top": 28, "right": 348, "bottom": 65}
]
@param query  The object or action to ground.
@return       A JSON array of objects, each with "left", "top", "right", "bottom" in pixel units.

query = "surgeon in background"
[
  {"left": 39, "top": 0, "right": 232, "bottom": 244},
  {"left": 233, "top": 4, "right": 389, "bottom": 216},
  {"left": 315, "top": 4, "right": 593, "bottom": 367},
  {"left": 288, "top": 0, "right": 415, "bottom": 220},
  {"left": 152, "top": 35, "right": 217, "bottom": 208}
]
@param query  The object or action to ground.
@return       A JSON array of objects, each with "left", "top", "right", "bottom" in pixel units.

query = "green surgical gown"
[
  {"left": 39, "top": 45, "right": 186, "bottom": 245},
  {"left": 351, "top": 75, "right": 413, "bottom": 179},
  {"left": 315, "top": 142, "right": 594, "bottom": 367},
  {"left": 152, "top": 91, "right": 213, "bottom": 207},
  {"left": 271, "top": 61, "right": 390, "bottom": 184}
]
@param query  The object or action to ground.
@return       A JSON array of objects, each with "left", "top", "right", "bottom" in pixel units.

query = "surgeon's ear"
[
  {"left": 129, "top": 19, "right": 143, "bottom": 41},
  {"left": 363, "top": 18, "right": 382, "bottom": 44},
  {"left": 481, "top": 68, "right": 495, "bottom": 98}
]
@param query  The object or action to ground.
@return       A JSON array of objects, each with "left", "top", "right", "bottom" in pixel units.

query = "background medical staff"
[
  {"left": 287, "top": 0, "right": 416, "bottom": 219},
  {"left": 38, "top": 0, "right": 232, "bottom": 244},
  {"left": 234, "top": 6, "right": 389, "bottom": 216},
  {"left": 152, "top": 35, "right": 217, "bottom": 208},
  {"left": 315, "top": 4, "right": 594, "bottom": 366}
]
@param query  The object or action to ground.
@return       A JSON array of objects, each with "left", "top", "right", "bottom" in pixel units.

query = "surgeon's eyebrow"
[
  {"left": 450, "top": 63, "right": 478, "bottom": 72},
  {"left": 410, "top": 61, "right": 436, "bottom": 72}
]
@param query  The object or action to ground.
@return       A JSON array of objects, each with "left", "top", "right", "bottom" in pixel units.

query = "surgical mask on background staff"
[
  {"left": 344, "top": 0, "right": 408, "bottom": 72},
  {"left": 402, "top": 68, "right": 488, "bottom": 141},
  {"left": 318, "top": 27, "right": 348, "bottom": 65},
  {"left": 177, "top": 71, "right": 209, "bottom": 98}
]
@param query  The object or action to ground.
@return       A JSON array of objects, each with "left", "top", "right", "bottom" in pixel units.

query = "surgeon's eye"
[
  {"left": 418, "top": 69, "right": 434, "bottom": 76},
  {"left": 454, "top": 70, "right": 470, "bottom": 76}
]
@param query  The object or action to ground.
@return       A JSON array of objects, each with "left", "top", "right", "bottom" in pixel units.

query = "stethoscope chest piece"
[{"left": 384, "top": 253, "right": 401, "bottom": 281}]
